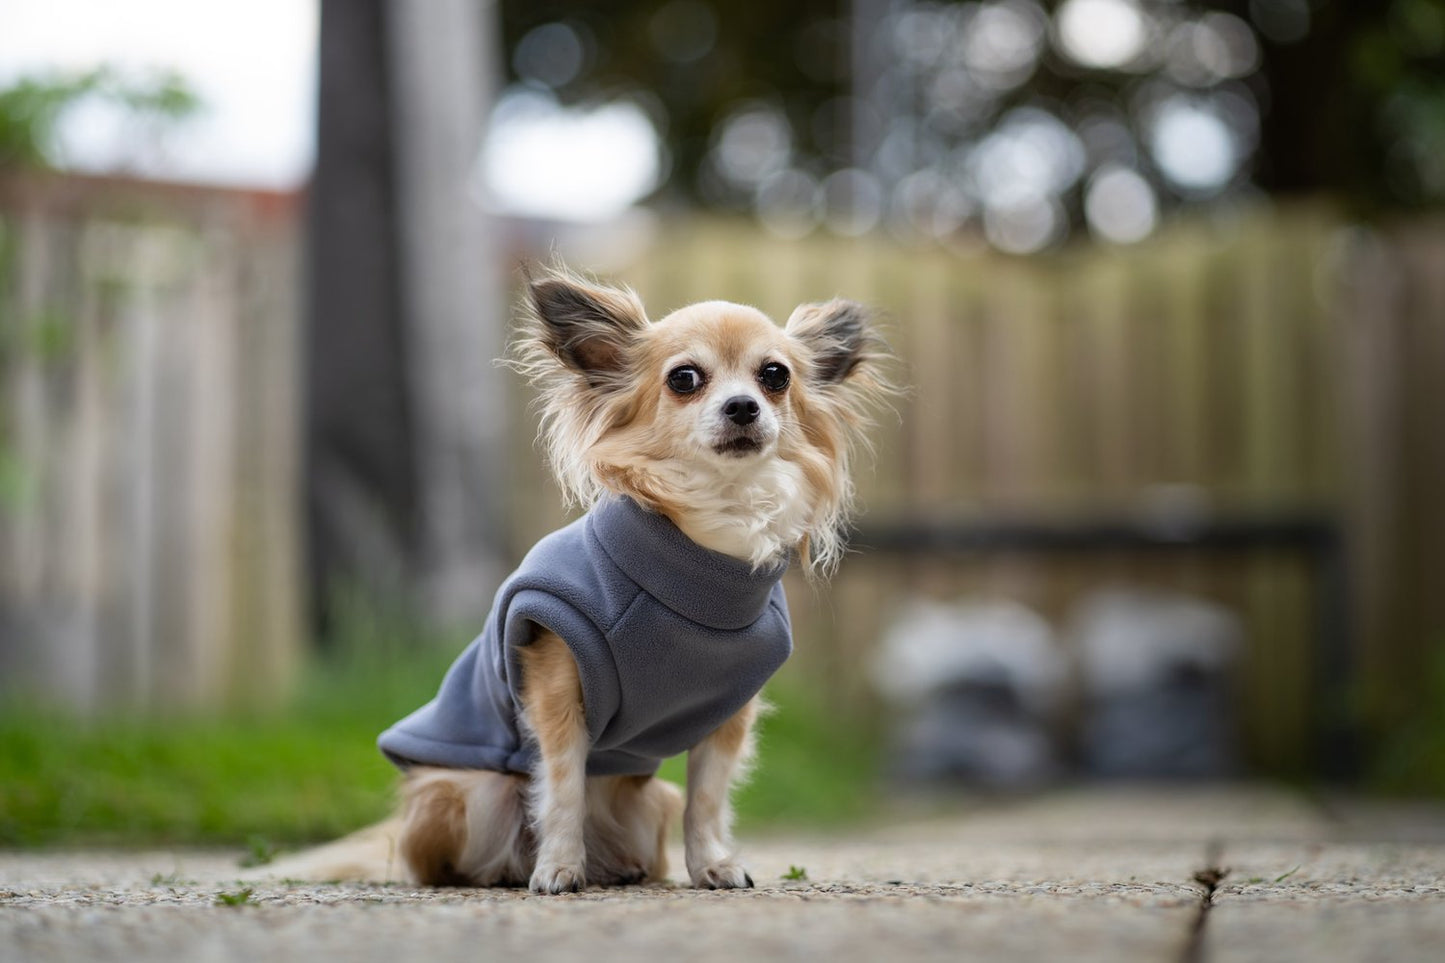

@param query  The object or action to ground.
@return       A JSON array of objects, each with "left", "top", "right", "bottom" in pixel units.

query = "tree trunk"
[{"left": 307, "top": 0, "right": 506, "bottom": 637}]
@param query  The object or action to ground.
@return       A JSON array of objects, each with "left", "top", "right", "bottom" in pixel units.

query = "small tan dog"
[{"left": 264, "top": 265, "right": 889, "bottom": 892}]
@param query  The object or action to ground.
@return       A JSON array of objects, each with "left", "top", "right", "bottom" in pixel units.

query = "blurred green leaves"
[
  {"left": 0, "top": 65, "right": 200, "bottom": 171},
  {"left": 1372, "top": 642, "right": 1445, "bottom": 798},
  {"left": 1350, "top": 0, "right": 1445, "bottom": 202}
]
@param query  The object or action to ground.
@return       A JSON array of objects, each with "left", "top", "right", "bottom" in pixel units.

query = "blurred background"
[{"left": 1, "top": 0, "right": 1442, "bottom": 849}]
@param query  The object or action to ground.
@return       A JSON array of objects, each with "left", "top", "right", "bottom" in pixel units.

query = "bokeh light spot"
[
  {"left": 983, "top": 195, "right": 1063, "bottom": 254},
  {"left": 1149, "top": 98, "right": 1240, "bottom": 194},
  {"left": 755, "top": 168, "right": 822, "bottom": 239},
  {"left": 963, "top": 0, "right": 1047, "bottom": 90},
  {"left": 821, "top": 167, "right": 885, "bottom": 236},
  {"left": 513, "top": 21, "right": 587, "bottom": 89},
  {"left": 1055, "top": 0, "right": 1150, "bottom": 70},
  {"left": 713, "top": 102, "right": 792, "bottom": 189},
  {"left": 1084, "top": 164, "right": 1158, "bottom": 243}
]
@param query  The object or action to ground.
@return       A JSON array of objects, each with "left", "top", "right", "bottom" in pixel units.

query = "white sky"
[
  {"left": 0, "top": 0, "right": 318, "bottom": 189},
  {"left": 0, "top": 0, "right": 660, "bottom": 220},
  {"left": 478, "top": 88, "right": 662, "bottom": 222}
]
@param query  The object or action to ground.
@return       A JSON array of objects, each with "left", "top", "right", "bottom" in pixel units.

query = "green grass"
[
  {"left": 1369, "top": 642, "right": 1445, "bottom": 798},
  {"left": 214, "top": 887, "right": 254, "bottom": 907},
  {"left": 0, "top": 634, "right": 880, "bottom": 848},
  {"left": 0, "top": 644, "right": 450, "bottom": 848},
  {"left": 658, "top": 681, "right": 881, "bottom": 831}
]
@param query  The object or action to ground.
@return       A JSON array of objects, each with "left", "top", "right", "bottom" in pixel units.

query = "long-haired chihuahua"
[{"left": 263, "top": 263, "right": 891, "bottom": 892}]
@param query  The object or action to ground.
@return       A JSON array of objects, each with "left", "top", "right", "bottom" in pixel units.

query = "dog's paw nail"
[
  {"left": 530, "top": 864, "right": 585, "bottom": 894},
  {"left": 693, "top": 862, "right": 753, "bottom": 890}
]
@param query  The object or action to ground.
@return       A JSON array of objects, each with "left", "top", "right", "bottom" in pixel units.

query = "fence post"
[{"left": 386, "top": 0, "right": 509, "bottom": 622}]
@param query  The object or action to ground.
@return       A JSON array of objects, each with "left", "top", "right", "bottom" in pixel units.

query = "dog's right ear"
[{"left": 526, "top": 267, "right": 650, "bottom": 385}]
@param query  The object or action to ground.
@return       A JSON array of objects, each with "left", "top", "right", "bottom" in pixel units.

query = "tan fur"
[
  {"left": 582, "top": 773, "right": 682, "bottom": 884},
  {"left": 242, "top": 817, "right": 407, "bottom": 883},
  {"left": 398, "top": 768, "right": 472, "bottom": 885},
  {"left": 706, "top": 693, "right": 761, "bottom": 758},
  {"left": 510, "top": 265, "right": 895, "bottom": 577},
  {"left": 391, "top": 764, "right": 679, "bottom": 888},
  {"left": 518, "top": 631, "right": 587, "bottom": 761},
  {"left": 685, "top": 698, "right": 759, "bottom": 832},
  {"left": 254, "top": 262, "right": 890, "bottom": 891},
  {"left": 684, "top": 696, "right": 763, "bottom": 888}
]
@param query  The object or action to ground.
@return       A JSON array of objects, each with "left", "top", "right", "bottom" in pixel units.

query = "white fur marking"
[
  {"left": 656, "top": 454, "right": 811, "bottom": 567},
  {"left": 684, "top": 707, "right": 757, "bottom": 888},
  {"left": 523, "top": 712, "right": 590, "bottom": 893}
]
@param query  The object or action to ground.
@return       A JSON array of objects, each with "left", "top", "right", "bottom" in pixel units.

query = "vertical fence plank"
[
  {"left": 0, "top": 178, "right": 303, "bottom": 713},
  {"left": 1077, "top": 254, "right": 1132, "bottom": 500},
  {"left": 904, "top": 251, "right": 959, "bottom": 508},
  {"left": 1162, "top": 236, "right": 1210, "bottom": 484},
  {"left": 1396, "top": 225, "right": 1445, "bottom": 682}
]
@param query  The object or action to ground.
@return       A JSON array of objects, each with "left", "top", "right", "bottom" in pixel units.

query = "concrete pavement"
[{"left": 2, "top": 786, "right": 1442, "bottom": 962}]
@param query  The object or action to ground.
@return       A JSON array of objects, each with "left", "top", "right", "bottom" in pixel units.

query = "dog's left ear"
[
  {"left": 526, "top": 268, "right": 650, "bottom": 385},
  {"left": 784, "top": 299, "right": 876, "bottom": 384}
]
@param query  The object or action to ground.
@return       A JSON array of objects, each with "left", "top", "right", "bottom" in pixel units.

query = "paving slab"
[
  {"left": 3, "top": 785, "right": 1443, "bottom": 963},
  {"left": 1201, "top": 901, "right": 1445, "bottom": 963},
  {"left": 0, "top": 842, "right": 1203, "bottom": 963},
  {"left": 1199, "top": 836, "right": 1445, "bottom": 963},
  {"left": 1, "top": 896, "right": 1199, "bottom": 963}
]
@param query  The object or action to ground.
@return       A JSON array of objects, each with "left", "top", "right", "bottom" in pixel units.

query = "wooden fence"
[
  {"left": 509, "top": 209, "right": 1445, "bottom": 775},
  {"left": 2, "top": 173, "right": 1441, "bottom": 775},
  {"left": 0, "top": 175, "right": 303, "bottom": 712}
]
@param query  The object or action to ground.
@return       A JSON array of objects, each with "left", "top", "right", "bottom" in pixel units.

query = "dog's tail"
[{"left": 240, "top": 817, "right": 408, "bottom": 883}]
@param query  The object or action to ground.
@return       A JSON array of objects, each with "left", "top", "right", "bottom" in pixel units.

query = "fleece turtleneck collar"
[{"left": 586, "top": 496, "right": 788, "bottom": 631}]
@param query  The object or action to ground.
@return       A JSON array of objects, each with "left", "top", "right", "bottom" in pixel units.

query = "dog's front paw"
[
  {"left": 530, "top": 862, "right": 585, "bottom": 894},
  {"left": 691, "top": 860, "right": 754, "bottom": 890}
]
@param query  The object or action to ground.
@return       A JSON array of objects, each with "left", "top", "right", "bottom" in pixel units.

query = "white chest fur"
[{"left": 653, "top": 457, "right": 812, "bottom": 569}]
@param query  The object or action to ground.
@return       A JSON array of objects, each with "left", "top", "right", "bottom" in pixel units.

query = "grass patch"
[
  {"left": 214, "top": 887, "right": 254, "bottom": 907},
  {"left": 238, "top": 835, "right": 278, "bottom": 868},
  {"left": 1370, "top": 643, "right": 1445, "bottom": 798},
  {"left": 738, "top": 685, "right": 880, "bottom": 829},
  {"left": 0, "top": 627, "right": 880, "bottom": 847},
  {"left": 651, "top": 681, "right": 881, "bottom": 831},
  {"left": 0, "top": 628, "right": 457, "bottom": 848}
]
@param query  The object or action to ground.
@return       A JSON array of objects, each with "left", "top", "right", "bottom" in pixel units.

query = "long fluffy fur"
[
  {"left": 509, "top": 262, "right": 894, "bottom": 576},
  {"left": 507, "top": 264, "right": 654, "bottom": 511},
  {"left": 255, "top": 262, "right": 892, "bottom": 889},
  {"left": 779, "top": 298, "right": 895, "bottom": 574}
]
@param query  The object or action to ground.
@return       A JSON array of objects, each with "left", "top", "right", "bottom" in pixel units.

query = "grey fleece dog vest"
[{"left": 377, "top": 496, "right": 793, "bottom": 776}]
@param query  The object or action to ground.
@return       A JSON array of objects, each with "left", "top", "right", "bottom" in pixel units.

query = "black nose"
[{"left": 723, "top": 395, "right": 760, "bottom": 426}]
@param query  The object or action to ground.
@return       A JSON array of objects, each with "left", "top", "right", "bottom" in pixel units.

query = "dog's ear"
[
  {"left": 527, "top": 269, "right": 649, "bottom": 384},
  {"left": 784, "top": 299, "right": 877, "bottom": 384}
]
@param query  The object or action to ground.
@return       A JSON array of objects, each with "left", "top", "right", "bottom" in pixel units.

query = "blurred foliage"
[
  {"left": 500, "top": 0, "right": 1445, "bottom": 222},
  {"left": 664, "top": 677, "right": 883, "bottom": 828},
  {"left": 0, "top": 66, "right": 199, "bottom": 171},
  {"left": 0, "top": 598, "right": 880, "bottom": 848},
  {"left": 1347, "top": 0, "right": 1445, "bottom": 205},
  {"left": 1370, "top": 644, "right": 1445, "bottom": 798},
  {"left": 501, "top": 0, "right": 843, "bottom": 210}
]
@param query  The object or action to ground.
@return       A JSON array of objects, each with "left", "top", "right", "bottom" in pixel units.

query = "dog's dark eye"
[
  {"left": 667, "top": 365, "right": 704, "bottom": 394},
  {"left": 758, "top": 361, "right": 790, "bottom": 392}
]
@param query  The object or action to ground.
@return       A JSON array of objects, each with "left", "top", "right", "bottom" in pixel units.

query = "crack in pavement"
[{"left": 1180, "top": 840, "right": 1229, "bottom": 963}]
